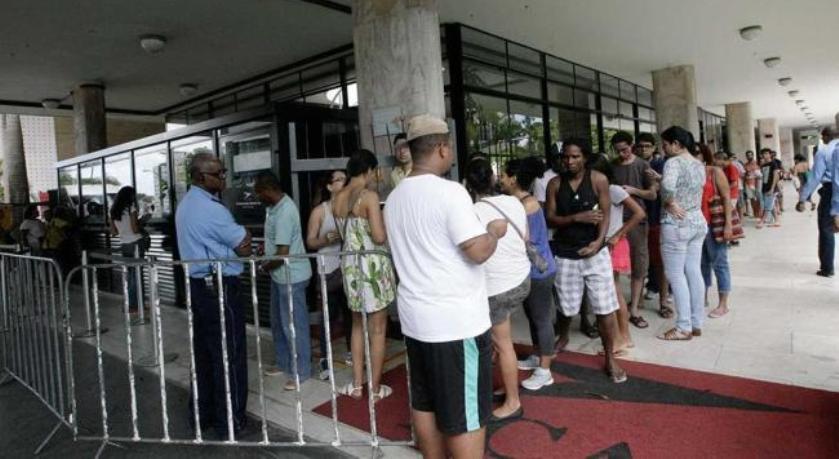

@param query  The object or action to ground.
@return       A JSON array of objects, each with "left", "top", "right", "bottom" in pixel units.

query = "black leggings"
[{"left": 524, "top": 276, "right": 557, "bottom": 356}]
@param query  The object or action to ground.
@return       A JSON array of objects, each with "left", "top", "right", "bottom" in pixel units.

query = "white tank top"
[
  {"left": 114, "top": 207, "right": 142, "bottom": 245},
  {"left": 317, "top": 201, "right": 341, "bottom": 274}
]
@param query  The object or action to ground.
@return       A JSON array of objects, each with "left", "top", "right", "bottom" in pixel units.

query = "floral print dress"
[{"left": 337, "top": 192, "right": 396, "bottom": 313}]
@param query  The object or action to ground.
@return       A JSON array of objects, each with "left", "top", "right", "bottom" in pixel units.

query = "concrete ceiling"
[{"left": 1, "top": 0, "right": 835, "bottom": 129}]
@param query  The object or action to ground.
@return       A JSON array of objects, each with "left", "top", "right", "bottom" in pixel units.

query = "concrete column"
[
  {"left": 757, "top": 118, "right": 781, "bottom": 154},
  {"left": 835, "top": 112, "right": 839, "bottom": 130},
  {"left": 779, "top": 127, "right": 794, "bottom": 167},
  {"left": 353, "top": 0, "right": 445, "bottom": 155},
  {"left": 725, "top": 102, "right": 756, "bottom": 160},
  {"left": 72, "top": 83, "right": 107, "bottom": 155},
  {"left": 651, "top": 65, "right": 699, "bottom": 139}
]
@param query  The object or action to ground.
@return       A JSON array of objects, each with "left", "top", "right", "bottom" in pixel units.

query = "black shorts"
[{"left": 405, "top": 330, "right": 492, "bottom": 435}]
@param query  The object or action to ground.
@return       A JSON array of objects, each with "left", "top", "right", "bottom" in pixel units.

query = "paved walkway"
[{"left": 519, "top": 182, "right": 839, "bottom": 391}]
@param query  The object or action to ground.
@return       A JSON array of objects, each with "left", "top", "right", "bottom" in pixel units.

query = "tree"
[{"left": 0, "top": 114, "right": 29, "bottom": 230}]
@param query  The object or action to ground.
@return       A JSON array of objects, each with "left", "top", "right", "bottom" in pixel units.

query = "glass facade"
[
  {"left": 699, "top": 108, "right": 727, "bottom": 152},
  {"left": 448, "top": 24, "right": 656, "bottom": 170}
]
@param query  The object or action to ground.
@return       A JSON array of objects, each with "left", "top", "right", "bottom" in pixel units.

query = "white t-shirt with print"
[
  {"left": 533, "top": 169, "right": 558, "bottom": 203},
  {"left": 384, "top": 174, "right": 491, "bottom": 343},
  {"left": 473, "top": 195, "right": 530, "bottom": 297},
  {"left": 606, "top": 185, "right": 630, "bottom": 238}
]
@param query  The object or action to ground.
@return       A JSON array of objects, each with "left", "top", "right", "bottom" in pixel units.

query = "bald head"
[
  {"left": 821, "top": 127, "right": 837, "bottom": 143},
  {"left": 189, "top": 152, "right": 220, "bottom": 183}
]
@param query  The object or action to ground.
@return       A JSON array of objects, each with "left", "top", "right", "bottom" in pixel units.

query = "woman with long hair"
[
  {"left": 306, "top": 170, "right": 352, "bottom": 379},
  {"left": 110, "top": 186, "right": 145, "bottom": 314},
  {"left": 466, "top": 157, "right": 531, "bottom": 421},
  {"left": 333, "top": 150, "right": 396, "bottom": 401},
  {"left": 499, "top": 156, "right": 557, "bottom": 391},
  {"left": 657, "top": 127, "right": 707, "bottom": 341},
  {"left": 700, "top": 150, "right": 734, "bottom": 319}
]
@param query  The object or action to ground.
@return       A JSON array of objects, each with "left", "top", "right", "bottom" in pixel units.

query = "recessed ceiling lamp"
[
  {"left": 40, "top": 98, "right": 60, "bottom": 109},
  {"left": 763, "top": 57, "right": 782, "bottom": 68},
  {"left": 795, "top": 100, "right": 805, "bottom": 105},
  {"left": 800, "top": 106, "right": 809, "bottom": 111},
  {"left": 139, "top": 34, "right": 167, "bottom": 54},
  {"left": 788, "top": 90, "right": 800, "bottom": 97},
  {"left": 179, "top": 83, "right": 198, "bottom": 97},
  {"left": 778, "top": 77, "right": 792, "bottom": 86},
  {"left": 739, "top": 25, "right": 763, "bottom": 41}
]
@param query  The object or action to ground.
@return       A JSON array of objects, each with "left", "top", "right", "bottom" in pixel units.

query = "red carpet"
[{"left": 312, "top": 352, "right": 839, "bottom": 457}]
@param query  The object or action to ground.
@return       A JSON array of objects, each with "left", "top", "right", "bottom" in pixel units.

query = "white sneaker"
[
  {"left": 517, "top": 355, "right": 540, "bottom": 371},
  {"left": 344, "top": 352, "right": 353, "bottom": 366},
  {"left": 521, "top": 368, "right": 554, "bottom": 391}
]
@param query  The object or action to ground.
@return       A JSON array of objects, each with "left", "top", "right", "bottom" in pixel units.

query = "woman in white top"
[
  {"left": 591, "top": 157, "right": 646, "bottom": 355},
  {"left": 465, "top": 157, "right": 531, "bottom": 422},
  {"left": 110, "top": 186, "right": 144, "bottom": 314},
  {"left": 305, "top": 169, "right": 352, "bottom": 379}
]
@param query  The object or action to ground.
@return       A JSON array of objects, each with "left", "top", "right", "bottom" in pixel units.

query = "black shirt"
[
  {"left": 551, "top": 170, "right": 599, "bottom": 260},
  {"left": 761, "top": 161, "right": 779, "bottom": 194}
]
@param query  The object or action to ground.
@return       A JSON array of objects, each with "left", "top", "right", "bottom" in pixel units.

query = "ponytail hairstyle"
[{"left": 660, "top": 126, "right": 696, "bottom": 154}]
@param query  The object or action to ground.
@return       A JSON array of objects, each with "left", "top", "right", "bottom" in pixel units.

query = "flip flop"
[
  {"left": 607, "top": 367, "right": 628, "bottom": 384},
  {"left": 629, "top": 315, "right": 649, "bottom": 329},
  {"left": 708, "top": 307, "right": 729, "bottom": 319},
  {"left": 597, "top": 348, "right": 629, "bottom": 357}
]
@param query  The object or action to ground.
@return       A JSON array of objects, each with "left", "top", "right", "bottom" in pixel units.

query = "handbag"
[
  {"left": 479, "top": 199, "right": 550, "bottom": 273},
  {"left": 708, "top": 170, "right": 745, "bottom": 243}
]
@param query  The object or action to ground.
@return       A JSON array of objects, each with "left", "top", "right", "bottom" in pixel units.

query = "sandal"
[
  {"left": 658, "top": 305, "right": 674, "bottom": 319},
  {"left": 372, "top": 384, "right": 393, "bottom": 402},
  {"left": 708, "top": 307, "right": 729, "bottom": 319},
  {"left": 606, "top": 367, "right": 628, "bottom": 384},
  {"left": 657, "top": 328, "right": 692, "bottom": 341},
  {"left": 338, "top": 383, "right": 363, "bottom": 400},
  {"left": 597, "top": 348, "right": 629, "bottom": 357},
  {"left": 629, "top": 315, "right": 649, "bottom": 329},
  {"left": 581, "top": 324, "right": 600, "bottom": 338}
]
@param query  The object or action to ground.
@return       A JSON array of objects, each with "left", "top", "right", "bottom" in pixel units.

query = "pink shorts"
[{"left": 610, "top": 237, "right": 631, "bottom": 275}]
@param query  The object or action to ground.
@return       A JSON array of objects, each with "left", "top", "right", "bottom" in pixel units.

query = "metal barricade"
[
  {"left": 0, "top": 252, "right": 71, "bottom": 455},
  {"left": 63, "top": 251, "right": 414, "bottom": 457}
]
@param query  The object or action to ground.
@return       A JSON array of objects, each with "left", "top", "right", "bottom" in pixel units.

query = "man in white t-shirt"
[{"left": 385, "top": 114, "right": 507, "bottom": 459}]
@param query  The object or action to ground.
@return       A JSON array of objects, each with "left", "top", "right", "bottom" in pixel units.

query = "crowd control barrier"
[
  {"left": 0, "top": 252, "right": 71, "bottom": 455},
  {"left": 62, "top": 251, "right": 414, "bottom": 458}
]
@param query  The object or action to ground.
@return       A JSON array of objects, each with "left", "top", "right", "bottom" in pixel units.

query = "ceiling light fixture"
[
  {"left": 179, "top": 83, "right": 198, "bottom": 97},
  {"left": 788, "top": 90, "right": 800, "bottom": 97},
  {"left": 778, "top": 77, "right": 792, "bottom": 86},
  {"left": 763, "top": 57, "right": 782, "bottom": 68},
  {"left": 795, "top": 100, "right": 805, "bottom": 105},
  {"left": 41, "top": 99, "right": 60, "bottom": 109},
  {"left": 139, "top": 34, "right": 167, "bottom": 54},
  {"left": 739, "top": 25, "right": 763, "bottom": 41}
]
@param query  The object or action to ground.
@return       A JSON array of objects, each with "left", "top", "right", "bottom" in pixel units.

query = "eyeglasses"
[
  {"left": 202, "top": 168, "right": 227, "bottom": 179},
  {"left": 638, "top": 144, "right": 654, "bottom": 149}
]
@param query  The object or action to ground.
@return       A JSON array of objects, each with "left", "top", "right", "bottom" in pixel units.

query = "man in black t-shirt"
[{"left": 758, "top": 148, "right": 781, "bottom": 228}]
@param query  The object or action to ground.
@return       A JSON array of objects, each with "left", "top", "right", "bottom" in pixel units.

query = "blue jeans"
[
  {"left": 270, "top": 280, "right": 311, "bottom": 381},
  {"left": 701, "top": 230, "right": 731, "bottom": 294},
  {"left": 661, "top": 222, "right": 707, "bottom": 333},
  {"left": 121, "top": 241, "right": 144, "bottom": 310},
  {"left": 817, "top": 185, "right": 835, "bottom": 274},
  {"left": 762, "top": 193, "right": 776, "bottom": 223}
]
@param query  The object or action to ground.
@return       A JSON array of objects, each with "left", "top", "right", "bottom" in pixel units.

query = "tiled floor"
[{"left": 512, "top": 183, "right": 839, "bottom": 392}]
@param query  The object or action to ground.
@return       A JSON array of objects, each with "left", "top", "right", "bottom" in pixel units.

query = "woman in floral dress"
[{"left": 333, "top": 149, "right": 396, "bottom": 401}]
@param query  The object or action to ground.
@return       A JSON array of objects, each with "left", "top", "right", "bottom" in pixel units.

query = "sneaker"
[
  {"left": 263, "top": 366, "right": 282, "bottom": 377},
  {"left": 344, "top": 352, "right": 353, "bottom": 366},
  {"left": 517, "top": 355, "right": 539, "bottom": 371},
  {"left": 317, "top": 359, "right": 330, "bottom": 381},
  {"left": 521, "top": 368, "right": 554, "bottom": 391}
]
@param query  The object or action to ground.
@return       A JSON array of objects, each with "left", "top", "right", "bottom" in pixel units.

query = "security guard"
[{"left": 176, "top": 152, "right": 252, "bottom": 438}]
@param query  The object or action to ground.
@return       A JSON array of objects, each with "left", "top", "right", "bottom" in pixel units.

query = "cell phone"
[{"left": 592, "top": 204, "right": 599, "bottom": 211}]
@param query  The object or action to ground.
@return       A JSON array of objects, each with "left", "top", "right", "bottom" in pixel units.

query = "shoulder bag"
[{"left": 479, "top": 198, "right": 549, "bottom": 273}]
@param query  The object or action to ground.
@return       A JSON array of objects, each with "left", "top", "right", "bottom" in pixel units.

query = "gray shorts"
[{"left": 488, "top": 278, "right": 531, "bottom": 326}]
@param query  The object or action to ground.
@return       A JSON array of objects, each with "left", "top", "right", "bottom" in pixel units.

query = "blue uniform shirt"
[
  {"left": 800, "top": 139, "right": 838, "bottom": 202},
  {"left": 831, "top": 146, "right": 839, "bottom": 216},
  {"left": 176, "top": 186, "right": 246, "bottom": 277}
]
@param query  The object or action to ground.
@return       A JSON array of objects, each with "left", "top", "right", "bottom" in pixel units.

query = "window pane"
[
  {"left": 212, "top": 95, "right": 236, "bottom": 117},
  {"left": 236, "top": 86, "right": 266, "bottom": 111},
  {"left": 506, "top": 70, "right": 541, "bottom": 99},
  {"left": 187, "top": 104, "right": 210, "bottom": 124},
  {"left": 104, "top": 153, "right": 132, "bottom": 215},
  {"left": 79, "top": 160, "right": 105, "bottom": 222},
  {"left": 601, "top": 97, "right": 618, "bottom": 116},
  {"left": 574, "top": 89, "right": 597, "bottom": 110},
  {"left": 219, "top": 121, "right": 273, "bottom": 224},
  {"left": 548, "top": 82, "right": 573, "bottom": 105},
  {"left": 269, "top": 74, "right": 301, "bottom": 102},
  {"left": 508, "top": 99, "right": 544, "bottom": 158},
  {"left": 547, "top": 56, "right": 574, "bottom": 85},
  {"left": 619, "top": 101, "right": 634, "bottom": 117},
  {"left": 507, "top": 43, "right": 542, "bottom": 77},
  {"left": 551, "top": 108, "right": 594, "bottom": 146},
  {"left": 134, "top": 143, "right": 171, "bottom": 219},
  {"left": 590, "top": 113, "right": 601, "bottom": 154},
  {"left": 640, "top": 122, "right": 656, "bottom": 134},
  {"left": 172, "top": 135, "right": 214, "bottom": 206},
  {"left": 619, "top": 80, "right": 636, "bottom": 102},
  {"left": 574, "top": 65, "right": 597, "bottom": 90},
  {"left": 58, "top": 165, "right": 79, "bottom": 210},
  {"left": 462, "top": 27, "right": 507, "bottom": 67},
  {"left": 304, "top": 87, "right": 345, "bottom": 108},
  {"left": 600, "top": 74, "right": 619, "bottom": 97},
  {"left": 637, "top": 106, "right": 652, "bottom": 121},
  {"left": 463, "top": 60, "right": 506, "bottom": 92},
  {"left": 638, "top": 87, "right": 653, "bottom": 106},
  {"left": 465, "top": 92, "right": 510, "bottom": 158},
  {"left": 302, "top": 61, "right": 341, "bottom": 95}
]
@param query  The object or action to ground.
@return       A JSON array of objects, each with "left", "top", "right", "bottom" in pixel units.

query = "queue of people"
[{"left": 165, "top": 115, "right": 754, "bottom": 456}]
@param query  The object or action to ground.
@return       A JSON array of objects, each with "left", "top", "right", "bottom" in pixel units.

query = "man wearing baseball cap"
[{"left": 384, "top": 114, "right": 506, "bottom": 458}]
